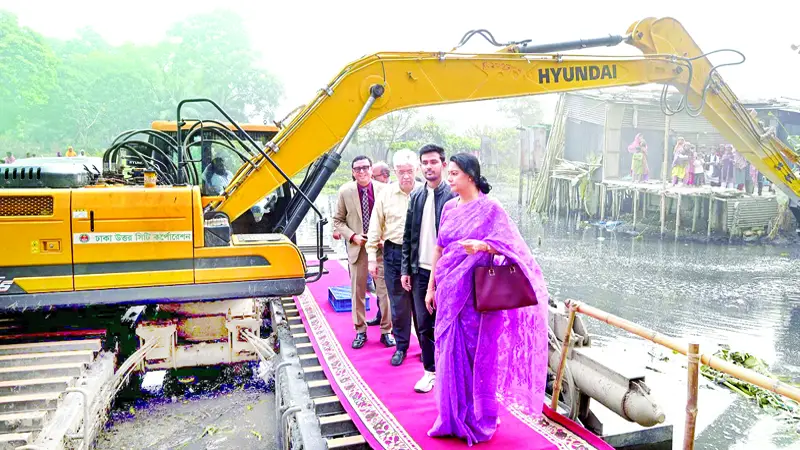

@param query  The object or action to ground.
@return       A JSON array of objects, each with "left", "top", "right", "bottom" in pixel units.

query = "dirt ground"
[{"left": 95, "top": 363, "right": 276, "bottom": 450}]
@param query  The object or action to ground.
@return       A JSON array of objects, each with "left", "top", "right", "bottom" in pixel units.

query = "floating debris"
[{"left": 701, "top": 349, "right": 799, "bottom": 418}]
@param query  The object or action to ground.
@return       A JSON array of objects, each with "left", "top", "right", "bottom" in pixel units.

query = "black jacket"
[{"left": 401, "top": 181, "right": 456, "bottom": 276}]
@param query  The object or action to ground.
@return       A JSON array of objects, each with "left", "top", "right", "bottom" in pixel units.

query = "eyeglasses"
[
  {"left": 396, "top": 169, "right": 414, "bottom": 177},
  {"left": 352, "top": 166, "right": 371, "bottom": 172}
]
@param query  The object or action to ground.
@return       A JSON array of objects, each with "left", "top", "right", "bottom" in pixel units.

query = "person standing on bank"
[
  {"left": 333, "top": 156, "right": 395, "bottom": 349},
  {"left": 400, "top": 144, "right": 455, "bottom": 393},
  {"left": 367, "top": 149, "right": 421, "bottom": 366}
]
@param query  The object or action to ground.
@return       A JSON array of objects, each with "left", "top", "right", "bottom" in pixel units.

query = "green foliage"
[
  {"left": 0, "top": 11, "right": 58, "bottom": 133},
  {"left": 0, "top": 9, "right": 283, "bottom": 156},
  {"left": 700, "top": 348, "right": 799, "bottom": 417}
]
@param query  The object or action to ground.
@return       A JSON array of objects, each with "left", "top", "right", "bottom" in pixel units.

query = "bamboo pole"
[
  {"left": 566, "top": 299, "right": 800, "bottom": 404},
  {"left": 675, "top": 194, "right": 682, "bottom": 240},
  {"left": 551, "top": 305, "right": 577, "bottom": 411},
  {"left": 707, "top": 197, "right": 713, "bottom": 237},
  {"left": 633, "top": 191, "right": 638, "bottom": 230},
  {"left": 660, "top": 192, "right": 666, "bottom": 237},
  {"left": 684, "top": 343, "right": 700, "bottom": 450}
]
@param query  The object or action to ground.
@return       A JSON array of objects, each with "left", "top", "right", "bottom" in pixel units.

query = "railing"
[
  {"left": 552, "top": 299, "right": 800, "bottom": 450},
  {"left": 174, "top": 98, "right": 328, "bottom": 281}
]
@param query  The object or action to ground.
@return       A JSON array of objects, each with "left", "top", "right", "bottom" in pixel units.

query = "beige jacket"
[{"left": 333, "top": 180, "right": 386, "bottom": 265}]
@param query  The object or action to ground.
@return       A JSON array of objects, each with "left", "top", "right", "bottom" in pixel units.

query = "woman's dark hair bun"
[
  {"left": 476, "top": 175, "right": 492, "bottom": 194},
  {"left": 450, "top": 152, "right": 492, "bottom": 194}
]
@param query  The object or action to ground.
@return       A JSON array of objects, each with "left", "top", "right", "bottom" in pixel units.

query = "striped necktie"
[{"left": 361, "top": 188, "right": 371, "bottom": 233}]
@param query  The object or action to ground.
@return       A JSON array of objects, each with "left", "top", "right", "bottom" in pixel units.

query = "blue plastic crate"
[{"left": 327, "top": 285, "right": 371, "bottom": 313}]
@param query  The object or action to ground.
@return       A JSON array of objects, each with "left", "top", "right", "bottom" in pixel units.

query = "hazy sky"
[{"left": 3, "top": 0, "right": 799, "bottom": 131}]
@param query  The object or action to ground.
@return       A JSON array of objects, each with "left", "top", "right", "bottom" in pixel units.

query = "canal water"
[{"left": 298, "top": 185, "right": 800, "bottom": 450}]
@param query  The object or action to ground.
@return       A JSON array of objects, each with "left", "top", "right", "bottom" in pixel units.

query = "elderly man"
[
  {"left": 333, "top": 156, "right": 395, "bottom": 349},
  {"left": 372, "top": 161, "right": 391, "bottom": 184},
  {"left": 367, "top": 149, "right": 421, "bottom": 366}
]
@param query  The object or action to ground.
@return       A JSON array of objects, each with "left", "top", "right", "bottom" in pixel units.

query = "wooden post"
[
  {"left": 551, "top": 303, "right": 577, "bottom": 411},
  {"left": 662, "top": 115, "right": 671, "bottom": 185},
  {"left": 518, "top": 130, "right": 525, "bottom": 206},
  {"left": 600, "top": 185, "right": 606, "bottom": 220},
  {"left": 642, "top": 192, "right": 647, "bottom": 219},
  {"left": 633, "top": 191, "right": 638, "bottom": 230},
  {"left": 692, "top": 196, "right": 699, "bottom": 233},
  {"left": 707, "top": 197, "right": 713, "bottom": 237},
  {"left": 556, "top": 181, "right": 561, "bottom": 219},
  {"left": 661, "top": 114, "right": 671, "bottom": 239},
  {"left": 675, "top": 194, "right": 682, "bottom": 240},
  {"left": 660, "top": 192, "right": 666, "bottom": 237},
  {"left": 684, "top": 342, "right": 700, "bottom": 450}
]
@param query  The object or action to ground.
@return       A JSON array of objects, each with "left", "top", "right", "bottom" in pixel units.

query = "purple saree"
[{"left": 427, "top": 194, "right": 550, "bottom": 445}]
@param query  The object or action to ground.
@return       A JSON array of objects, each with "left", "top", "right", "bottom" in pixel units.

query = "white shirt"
[{"left": 418, "top": 186, "right": 437, "bottom": 271}]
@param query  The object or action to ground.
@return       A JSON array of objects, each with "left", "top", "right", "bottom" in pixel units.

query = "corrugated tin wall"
[
  {"left": 563, "top": 92, "right": 729, "bottom": 147},
  {"left": 723, "top": 196, "right": 779, "bottom": 231},
  {"left": 562, "top": 93, "right": 734, "bottom": 179}
]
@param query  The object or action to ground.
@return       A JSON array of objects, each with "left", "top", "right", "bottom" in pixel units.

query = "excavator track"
[
  {"left": 272, "top": 296, "right": 369, "bottom": 450},
  {"left": 0, "top": 316, "right": 110, "bottom": 450}
]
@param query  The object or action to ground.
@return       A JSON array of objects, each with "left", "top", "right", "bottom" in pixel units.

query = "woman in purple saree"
[{"left": 424, "top": 153, "right": 550, "bottom": 445}]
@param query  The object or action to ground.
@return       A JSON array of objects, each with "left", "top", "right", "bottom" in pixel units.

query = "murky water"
[{"left": 297, "top": 185, "right": 800, "bottom": 450}]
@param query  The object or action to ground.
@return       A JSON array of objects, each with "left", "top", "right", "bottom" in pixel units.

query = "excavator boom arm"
[{"left": 215, "top": 17, "right": 799, "bottom": 222}]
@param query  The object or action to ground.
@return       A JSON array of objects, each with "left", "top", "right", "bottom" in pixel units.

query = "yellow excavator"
[{"left": 0, "top": 16, "right": 797, "bottom": 323}]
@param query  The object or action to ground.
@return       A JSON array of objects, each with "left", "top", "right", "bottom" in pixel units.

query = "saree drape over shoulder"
[{"left": 427, "top": 194, "right": 550, "bottom": 446}]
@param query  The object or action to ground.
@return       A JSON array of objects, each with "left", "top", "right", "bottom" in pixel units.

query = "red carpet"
[{"left": 294, "top": 260, "right": 613, "bottom": 450}]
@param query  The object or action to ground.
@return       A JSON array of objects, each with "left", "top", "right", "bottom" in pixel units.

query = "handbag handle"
[{"left": 485, "top": 253, "right": 518, "bottom": 277}]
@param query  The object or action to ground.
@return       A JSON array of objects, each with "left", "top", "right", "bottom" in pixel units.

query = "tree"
[
  {"left": 496, "top": 97, "right": 543, "bottom": 127},
  {"left": 0, "top": 11, "right": 57, "bottom": 133},
  {"left": 354, "top": 109, "right": 417, "bottom": 162},
  {"left": 162, "top": 10, "right": 284, "bottom": 122},
  {"left": 0, "top": 8, "right": 286, "bottom": 156}
]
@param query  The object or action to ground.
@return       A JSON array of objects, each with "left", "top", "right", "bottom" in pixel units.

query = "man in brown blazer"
[{"left": 333, "top": 155, "right": 394, "bottom": 349}]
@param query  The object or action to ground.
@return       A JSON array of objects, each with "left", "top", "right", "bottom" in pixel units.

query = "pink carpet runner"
[{"left": 293, "top": 260, "right": 614, "bottom": 450}]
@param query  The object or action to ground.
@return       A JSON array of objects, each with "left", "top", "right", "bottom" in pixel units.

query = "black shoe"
[
  {"left": 380, "top": 333, "right": 396, "bottom": 347},
  {"left": 352, "top": 332, "right": 367, "bottom": 349},
  {"left": 391, "top": 349, "right": 406, "bottom": 366},
  {"left": 366, "top": 317, "right": 380, "bottom": 327}
]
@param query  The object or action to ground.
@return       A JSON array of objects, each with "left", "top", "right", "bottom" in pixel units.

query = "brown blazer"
[{"left": 333, "top": 180, "right": 386, "bottom": 265}]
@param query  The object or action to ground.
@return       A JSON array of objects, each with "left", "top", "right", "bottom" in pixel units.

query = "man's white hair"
[{"left": 392, "top": 148, "right": 418, "bottom": 169}]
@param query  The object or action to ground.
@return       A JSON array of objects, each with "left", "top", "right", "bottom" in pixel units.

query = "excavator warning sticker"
[{"left": 73, "top": 232, "right": 193, "bottom": 244}]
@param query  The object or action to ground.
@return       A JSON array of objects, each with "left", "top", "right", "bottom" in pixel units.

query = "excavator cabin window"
[{"left": 147, "top": 121, "right": 279, "bottom": 195}]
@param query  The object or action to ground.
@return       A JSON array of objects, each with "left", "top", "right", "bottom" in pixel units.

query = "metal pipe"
[
  {"left": 684, "top": 343, "right": 700, "bottom": 450},
  {"left": 274, "top": 360, "right": 298, "bottom": 447},
  {"left": 551, "top": 304, "right": 577, "bottom": 410},
  {"left": 567, "top": 299, "right": 800, "bottom": 404},
  {"left": 65, "top": 387, "right": 91, "bottom": 444},
  {"left": 517, "top": 35, "right": 626, "bottom": 54},
  {"left": 280, "top": 405, "right": 303, "bottom": 450}
]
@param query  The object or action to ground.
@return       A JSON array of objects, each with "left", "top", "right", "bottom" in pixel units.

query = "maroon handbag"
[{"left": 473, "top": 255, "right": 538, "bottom": 312}]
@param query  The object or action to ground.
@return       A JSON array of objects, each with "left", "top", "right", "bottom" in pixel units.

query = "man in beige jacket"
[{"left": 333, "top": 155, "right": 394, "bottom": 349}]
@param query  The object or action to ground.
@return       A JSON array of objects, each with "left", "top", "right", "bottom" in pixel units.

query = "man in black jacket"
[{"left": 400, "top": 144, "right": 455, "bottom": 393}]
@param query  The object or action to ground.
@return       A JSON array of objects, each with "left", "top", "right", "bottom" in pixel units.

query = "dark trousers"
[
  {"left": 383, "top": 242, "right": 415, "bottom": 352},
  {"left": 412, "top": 268, "right": 436, "bottom": 372}
]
